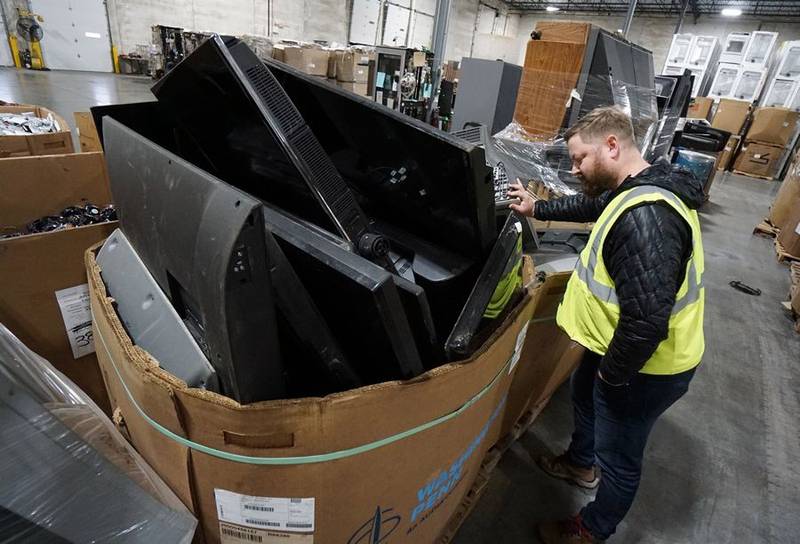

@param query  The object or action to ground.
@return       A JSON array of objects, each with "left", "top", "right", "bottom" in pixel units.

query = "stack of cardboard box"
[
  {"left": 282, "top": 44, "right": 330, "bottom": 77},
  {"left": 734, "top": 107, "right": 800, "bottom": 181},
  {"left": 709, "top": 98, "right": 752, "bottom": 172},
  {"left": 0, "top": 108, "right": 115, "bottom": 412},
  {"left": 335, "top": 50, "right": 372, "bottom": 95}
]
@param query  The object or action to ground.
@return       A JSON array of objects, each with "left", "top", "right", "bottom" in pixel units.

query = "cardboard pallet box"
[
  {"left": 0, "top": 105, "right": 74, "bottom": 157},
  {"left": 769, "top": 149, "right": 800, "bottom": 228},
  {"left": 0, "top": 152, "right": 115, "bottom": 412},
  {"left": 74, "top": 112, "right": 103, "bottom": 152},
  {"left": 733, "top": 141, "right": 784, "bottom": 180},
  {"left": 283, "top": 46, "right": 329, "bottom": 77},
  {"left": 336, "top": 50, "right": 371, "bottom": 83},
  {"left": 716, "top": 134, "right": 741, "bottom": 172},
  {"left": 499, "top": 270, "right": 584, "bottom": 439},
  {"left": 88, "top": 239, "right": 539, "bottom": 544},
  {"left": 777, "top": 205, "right": 800, "bottom": 260},
  {"left": 687, "top": 97, "right": 714, "bottom": 122},
  {"left": 711, "top": 98, "right": 751, "bottom": 136},
  {"left": 745, "top": 107, "right": 800, "bottom": 148}
]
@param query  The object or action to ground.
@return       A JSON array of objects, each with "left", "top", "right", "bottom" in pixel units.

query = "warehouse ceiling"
[{"left": 504, "top": 1, "right": 800, "bottom": 18}]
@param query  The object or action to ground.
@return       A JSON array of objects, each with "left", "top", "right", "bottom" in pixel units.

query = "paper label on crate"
[
  {"left": 219, "top": 522, "right": 314, "bottom": 544},
  {"left": 508, "top": 322, "right": 530, "bottom": 374},
  {"left": 215, "top": 489, "right": 315, "bottom": 533},
  {"left": 54, "top": 283, "right": 95, "bottom": 359},
  {"left": 795, "top": 221, "right": 800, "bottom": 236}
]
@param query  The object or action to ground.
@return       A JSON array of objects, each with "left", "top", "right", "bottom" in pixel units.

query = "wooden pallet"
[
  {"left": 437, "top": 397, "right": 553, "bottom": 543},
  {"left": 780, "top": 302, "right": 800, "bottom": 334},
  {"left": 732, "top": 170, "right": 777, "bottom": 182},
  {"left": 775, "top": 239, "right": 800, "bottom": 264},
  {"left": 753, "top": 219, "right": 780, "bottom": 238},
  {"left": 786, "top": 264, "right": 800, "bottom": 334}
]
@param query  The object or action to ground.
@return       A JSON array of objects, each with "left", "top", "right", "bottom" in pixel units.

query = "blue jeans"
[{"left": 565, "top": 351, "right": 696, "bottom": 540}]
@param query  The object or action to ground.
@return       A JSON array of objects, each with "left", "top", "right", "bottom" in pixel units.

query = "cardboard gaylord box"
[
  {"left": 282, "top": 46, "right": 330, "bottom": 77},
  {"left": 733, "top": 141, "right": 784, "bottom": 180},
  {"left": 0, "top": 105, "right": 74, "bottom": 157},
  {"left": 711, "top": 98, "right": 752, "bottom": 136},
  {"left": 769, "top": 148, "right": 800, "bottom": 228},
  {"left": 88, "top": 240, "right": 539, "bottom": 544},
  {"left": 687, "top": 97, "right": 714, "bottom": 122},
  {"left": 0, "top": 152, "right": 115, "bottom": 412},
  {"left": 745, "top": 107, "right": 800, "bottom": 148}
]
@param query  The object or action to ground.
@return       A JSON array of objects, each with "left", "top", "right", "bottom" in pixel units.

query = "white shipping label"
[
  {"left": 215, "top": 489, "right": 315, "bottom": 533},
  {"left": 54, "top": 284, "right": 95, "bottom": 359},
  {"left": 509, "top": 322, "right": 530, "bottom": 374},
  {"left": 795, "top": 222, "right": 800, "bottom": 235}
]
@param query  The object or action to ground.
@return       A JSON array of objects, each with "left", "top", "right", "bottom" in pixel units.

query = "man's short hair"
[{"left": 564, "top": 106, "right": 635, "bottom": 144}]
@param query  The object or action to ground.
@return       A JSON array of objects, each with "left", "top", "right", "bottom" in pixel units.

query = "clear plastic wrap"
[
  {"left": 492, "top": 74, "right": 658, "bottom": 195},
  {"left": 0, "top": 323, "right": 197, "bottom": 543}
]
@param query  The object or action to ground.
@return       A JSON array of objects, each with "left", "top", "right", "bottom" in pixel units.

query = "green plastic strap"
[{"left": 95, "top": 324, "right": 513, "bottom": 465}]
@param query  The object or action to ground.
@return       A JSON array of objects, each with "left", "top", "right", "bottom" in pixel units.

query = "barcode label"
[
  {"left": 219, "top": 522, "right": 314, "bottom": 544},
  {"left": 215, "top": 489, "right": 315, "bottom": 533},
  {"left": 221, "top": 524, "right": 263, "bottom": 543},
  {"left": 245, "top": 519, "right": 280, "bottom": 527},
  {"left": 245, "top": 505, "right": 275, "bottom": 512}
]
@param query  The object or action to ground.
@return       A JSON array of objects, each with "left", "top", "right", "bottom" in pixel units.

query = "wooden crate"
[{"left": 514, "top": 40, "right": 587, "bottom": 138}]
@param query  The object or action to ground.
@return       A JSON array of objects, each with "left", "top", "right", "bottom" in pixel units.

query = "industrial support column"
[
  {"left": 425, "top": 0, "right": 452, "bottom": 124},
  {"left": 675, "top": 0, "right": 690, "bottom": 33},
  {"left": 622, "top": 0, "right": 638, "bottom": 39}
]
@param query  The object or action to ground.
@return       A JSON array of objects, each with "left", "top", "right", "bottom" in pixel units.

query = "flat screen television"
[{"left": 262, "top": 203, "right": 428, "bottom": 382}]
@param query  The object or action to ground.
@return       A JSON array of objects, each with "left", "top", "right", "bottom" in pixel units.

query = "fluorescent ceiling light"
[
  {"left": 721, "top": 8, "right": 742, "bottom": 16},
  {"left": 546, "top": 6, "right": 560, "bottom": 12},
  {"left": 85, "top": 31, "right": 102, "bottom": 38}
]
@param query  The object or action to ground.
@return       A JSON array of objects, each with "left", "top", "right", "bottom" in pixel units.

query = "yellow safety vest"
[{"left": 556, "top": 185, "right": 705, "bottom": 375}]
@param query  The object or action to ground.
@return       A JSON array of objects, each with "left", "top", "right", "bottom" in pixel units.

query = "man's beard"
[{"left": 580, "top": 165, "right": 617, "bottom": 197}]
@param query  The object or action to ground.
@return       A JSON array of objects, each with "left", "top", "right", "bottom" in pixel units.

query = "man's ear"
[{"left": 606, "top": 134, "right": 620, "bottom": 159}]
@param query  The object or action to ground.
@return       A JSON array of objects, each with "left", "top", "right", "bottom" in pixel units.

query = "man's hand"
[{"left": 508, "top": 179, "right": 539, "bottom": 218}]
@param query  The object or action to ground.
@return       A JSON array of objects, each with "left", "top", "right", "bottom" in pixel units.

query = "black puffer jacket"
[{"left": 535, "top": 160, "right": 705, "bottom": 385}]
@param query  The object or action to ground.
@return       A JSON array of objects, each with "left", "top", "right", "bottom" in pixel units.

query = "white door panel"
[
  {"left": 32, "top": 0, "right": 113, "bottom": 72},
  {"left": 350, "top": 0, "right": 381, "bottom": 45},
  {"left": 382, "top": 4, "right": 410, "bottom": 46}
]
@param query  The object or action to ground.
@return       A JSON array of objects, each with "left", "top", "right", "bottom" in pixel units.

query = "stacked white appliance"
[
  {"left": 708, "top": 31, "right": 779, "bottom": 102},
  {"left": 663, "top": 34, "right": 720, "bottom": 97},
  {"left": 761, "top": 40, "right": 800, "bottom": 112}
]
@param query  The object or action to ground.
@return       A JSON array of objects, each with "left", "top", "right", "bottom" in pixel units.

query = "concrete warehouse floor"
[{"left": 2, "top": 68, "right": 799, "bottom": 543}]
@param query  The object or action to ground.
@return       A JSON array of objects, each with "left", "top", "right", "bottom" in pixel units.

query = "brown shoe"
[
  {"left": 536, "top": 453, "right": 600, "bottom": 489},
  {"left": 536, "top": 515, "right": 603, "bottom": 543}
]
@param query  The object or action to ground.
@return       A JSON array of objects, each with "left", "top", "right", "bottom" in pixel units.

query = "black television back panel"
[
  {"left": 262, "top": 204, "right": 426, "bottom": 383},
  {"left": 151, "top": 34, "right": 370, "bottom": 249},
  {"left": 446, "top": 214, "right": 525, "bottom": 360},
  {"left": 262, "top": 232, "right": 363, "bottom": 396},
  {"left": 264, "top": 57, "right": 496, "bottom": 261},
  {"left": 103, "top": 117, "right": 286, "bottom": 404}
]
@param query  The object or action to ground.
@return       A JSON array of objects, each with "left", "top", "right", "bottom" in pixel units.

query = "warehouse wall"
[
  {"left": 514, "top": 13, "right": 800, "bottom": 71},
  {"left": 106, "top": 0, "right": 349, "bottom": 54},
  {"left": 444, "top": 0, "right": 520, "bottom": 62}
]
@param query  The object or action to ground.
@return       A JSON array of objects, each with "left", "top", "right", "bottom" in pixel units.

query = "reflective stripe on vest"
[{"left": 556, "top": 184, "right": 705, "bottom": 375}]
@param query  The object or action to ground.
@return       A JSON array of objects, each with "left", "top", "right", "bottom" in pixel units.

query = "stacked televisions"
[{"left": 96, "top": 35, "right": 523, "bottom": 404}]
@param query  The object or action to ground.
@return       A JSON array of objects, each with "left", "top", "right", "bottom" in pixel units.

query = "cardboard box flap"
[{"left": 0, "top": 152, "right": 111, "bottom": 229}]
